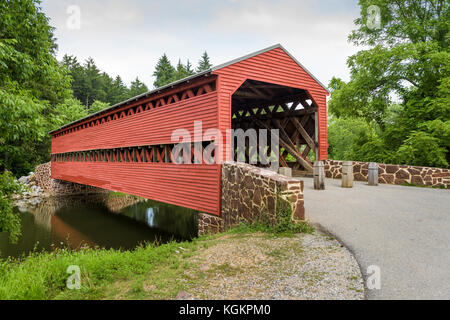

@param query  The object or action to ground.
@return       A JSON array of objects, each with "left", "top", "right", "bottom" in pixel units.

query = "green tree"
[
  {"left": 174, "top": 59, "right": 188, "bottom": 80},
  {"left": 174, "top": 59, "right": 196, "bottom": 80},
  {"left": 197, "top": 51, "right": 212, "bottom": 72},
  {"left": 0, "top": 86, "right": 47, "bottom": 174},
  {"left": 0, "top": 0, "right": 72, "bottom": 105},
  {"left": 0, "top": 0, "right": 74, "bottom": 175},
  {"left": 62, "top": 56, "right": 116, "bottom": 108},
  {"left": 88, "top": 100, "right": 110, "bottom": 115},
  {"left": 327, "top": 117, "right": 373, "bottom": 161},
  {"left": 110, "top": 75, "right": 130, "bottom": 104},
  {"left": 153, "top": 54, "right": 175, "bottom": 88},
  {"left": 61, "top": 54, "right": 84, "bottom": 101},
  {"left": 52, "top": 98, "right": 88, "bottom": 124},
  {"left": 396, "top": 131, "right": 448, "bottom": 167},
  {"left": 0, "top": 171, "right": 22, "bottom": 243},
  {"left": 128, "top": 77, "right": 148, "bottom": 98},
  {"left": 328, "top": 0, "right": 449, "bottom": 167},
  {"left": 62, "top": 55, "right": 133, "bottom": 107},
  {"left": 80, "top": 58, "right": 107, "bottom": 108},
  {"left": 185, "top": 59, "right": 195, "bottom": 76}
]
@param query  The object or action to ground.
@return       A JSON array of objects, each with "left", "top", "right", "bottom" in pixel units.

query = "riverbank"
[
  {"left": 12, "top": 171, "right": 51, "bottom": 209},
  {"left": 0, "top": 226, "right": 364, "bottom": 300}
]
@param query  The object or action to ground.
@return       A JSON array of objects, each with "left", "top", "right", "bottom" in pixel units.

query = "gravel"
[{"left": 184, "top": 230, "right": 364, "bottom": 300}]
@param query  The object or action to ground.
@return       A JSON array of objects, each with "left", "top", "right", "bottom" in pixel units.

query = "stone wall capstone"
[
  {"left": 198, "top": 162, "right": 305, "bottom": 236},
  {"left": 324, "top": 160, "right": 449, "bottom": 189},
  {"left": 35, "top": 162, "right": 109, "bottom": 196}
]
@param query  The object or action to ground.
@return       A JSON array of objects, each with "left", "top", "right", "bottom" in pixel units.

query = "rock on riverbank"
[{"left": 13, "top": 172, "right": 51, "bottom": 210}]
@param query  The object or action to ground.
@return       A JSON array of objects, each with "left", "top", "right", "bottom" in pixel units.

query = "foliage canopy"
[{"left": 328, "top": 0, "right": 449, "bottom": 167}]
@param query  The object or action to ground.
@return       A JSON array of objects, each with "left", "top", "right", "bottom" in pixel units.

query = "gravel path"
[{"left": 184, "top": 231, "right": 364, "bottom": 300}]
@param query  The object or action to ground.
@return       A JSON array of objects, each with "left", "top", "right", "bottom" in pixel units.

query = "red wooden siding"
[
  {"left": 52, "top": 92, "right": 218, "bottom": 154},
  {"left": 213, "top": 46, "right": 329, "bottom": 160},
  {"left": 50, "top": 45, "right": 328, "bottom": 217},
  {"left": 52, "top": 162, "right": 220, "bottom": 214},
  {"left": 51, "top": 82, "right": 221, "bottom": 215}
]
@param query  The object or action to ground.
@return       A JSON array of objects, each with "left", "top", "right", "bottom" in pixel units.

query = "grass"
[
  {"left": 0, "top": 238, "right": 207, "bottom": 300},
  {"left": 207, "top": 262, "right": 244, "bottom": 277},
  {"left": 0, "top": 200, "right": 315, "bottom": 300},
  {"left": 108, "top": 191, "right": 140, "bottom": 199},
  {"left": 265, "top": 248, "right": 287, "bottom": 259}
]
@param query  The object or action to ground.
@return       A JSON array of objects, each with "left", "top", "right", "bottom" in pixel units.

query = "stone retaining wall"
[
  {"left": 35, "top": 162, "right": 108, "bottom": 196},
  {"left": 324, "top": 160, "right": 450, "bottom": 189},
  {"left": 198, "top": 162, "right": 305, "bottom": 236}
]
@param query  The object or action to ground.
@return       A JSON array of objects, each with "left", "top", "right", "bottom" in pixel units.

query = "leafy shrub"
[
  {"left": 88, "top": 100, "right": 109, "bottom": 115},
  {"left": 0, "top": 171, "right": 22, "bottom": 243},
  {"left": 273, "top": 198, "right": 313, "bottom": 234},
  {"left": 395, "top": 131, "right": 448, "bottom": 167}
]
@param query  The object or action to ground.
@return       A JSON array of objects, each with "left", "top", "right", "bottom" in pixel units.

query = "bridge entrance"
[{"left": 231, "top": 79, "right": 318, "bottom": 173}]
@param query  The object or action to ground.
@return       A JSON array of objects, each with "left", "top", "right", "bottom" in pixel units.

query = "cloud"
[
  {"left": 41, "top": 0, "right": 361, "bottom": 89},
  {"left": 207, "top": 0, "right": 360, "bottom": 85}
]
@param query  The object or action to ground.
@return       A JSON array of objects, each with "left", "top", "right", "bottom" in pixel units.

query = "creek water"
[{"left": 0, "top": 194, "right": 198, "bottom": 259}]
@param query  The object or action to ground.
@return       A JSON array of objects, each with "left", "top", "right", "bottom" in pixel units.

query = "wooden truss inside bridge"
[{"left": 232, "top": 79, "right": 317, "bottom": 173}]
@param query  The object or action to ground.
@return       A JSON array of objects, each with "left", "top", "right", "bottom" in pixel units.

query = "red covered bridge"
[{"left": 50, "top": 44, "right": 329, "bottom": 216}]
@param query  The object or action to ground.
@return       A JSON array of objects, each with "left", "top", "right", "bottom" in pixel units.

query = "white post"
[
  {"left": 314, "top": 161, "right": 325, "bottom": 190},
  {"left": 341, "top": 161, "right": 354, "bottom": 188},
  {"left": 368, "top": 162, "right": 379, "bottom": 186}
]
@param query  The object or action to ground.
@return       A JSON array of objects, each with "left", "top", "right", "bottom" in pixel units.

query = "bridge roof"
[{"left": 50, "top": 44, "right": 328, "bottom": 134}]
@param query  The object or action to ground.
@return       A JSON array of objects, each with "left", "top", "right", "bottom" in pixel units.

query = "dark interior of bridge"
[{"left": 231, "top": 79, "right": 318, "bottom": 173}]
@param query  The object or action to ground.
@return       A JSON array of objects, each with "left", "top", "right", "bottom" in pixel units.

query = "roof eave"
[
  {"left": 49, "top": 70, "right": 213, "bottom": 134},
  {"left": 50, "top": 43, "right": 329, "bottom": 135}
]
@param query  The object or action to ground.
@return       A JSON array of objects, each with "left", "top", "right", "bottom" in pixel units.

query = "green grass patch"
[
  {"left": 108, "top": 191, "right": 140, "bottom": 199},
  {"left": 0, "top": 239, "right": 202, "bottom": 300},
  {"left": 0, "top": 228, "right": 259, "bottom": 300},
  {"left": 207, "top": 262, "right": 243, "bottom": 277}
]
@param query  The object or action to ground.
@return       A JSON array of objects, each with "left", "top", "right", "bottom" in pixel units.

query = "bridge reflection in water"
[{"left": 0, "top": 194, "right": 198, "bottom": 258}]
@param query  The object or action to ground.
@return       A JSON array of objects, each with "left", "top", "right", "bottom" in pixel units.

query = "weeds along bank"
[
  {"left": 0, "top": 239, "right": 198, "bottom": 300},
  {"left": 0, "top": 217, "right": 314, "bottom": 300},
  {"left": 0, "top": 222, "right": 366, "bottom": 300}
]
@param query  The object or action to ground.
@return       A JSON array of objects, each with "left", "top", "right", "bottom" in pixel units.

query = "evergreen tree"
[
  {"left": 129, "top": 77, "right": 148, "bottom": 98},
  {"left": 81, "top": 57, "right": 106, "bottom": 108},
  {"left": 111, "top": 75, "right": 130, "bottom": 103},
  {"left": 153, "top": 54, "right": 175, "bottom": 88},
  {"left": 61, "top": 54, "right": 84, "bottom": 102},
  {"left": 174, "top": 59, "right": 188, "bottom": 80},
  {"left": 100, "top": 72, "right": 115, "bottom": 105},
  {"left": 197, "top": 51, "right": 212, "bottom": 72},
  {"left": 185, "top": 59, "right": 195, "bottom": 76}
]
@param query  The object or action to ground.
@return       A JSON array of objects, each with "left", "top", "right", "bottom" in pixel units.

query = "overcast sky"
[{"left": 41, "top": 0, "right": 361, "bottom": 89}]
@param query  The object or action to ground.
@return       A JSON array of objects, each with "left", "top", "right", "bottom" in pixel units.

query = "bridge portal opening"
[{"left": 231, "top": 79, "right": 318, "bottom": 173}]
